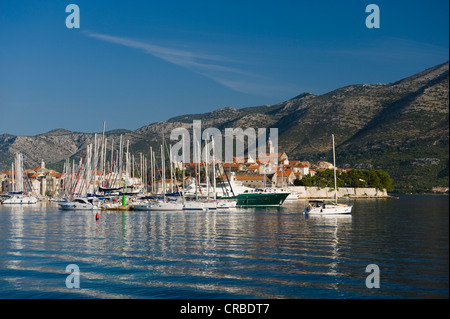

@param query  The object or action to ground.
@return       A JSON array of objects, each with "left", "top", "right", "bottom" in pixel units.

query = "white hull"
[
  {"left": 304, "top": 204, "right": 352, "bottom": 215},
  {"left": 59, "top": 203, "right": 99, "bottom": 210},
  {"left": 59, "top": 198, "right": 99, "bottom": 210},
  {"left": 183, "top": 199, "right": 220, "bottom": 211},
  {"left": 217, "top": 199, "right": 236, "bottom": 209},
  {"left": 2, "top": 195, "right": 37, "bottom": 204},
  {"left": 134, "top": 199, "right": 226, "bottom": 211},
  {"left": 303, "top": 135, "right": 353, "bottom": 216},
  {"left": 182, "top": 201, "right": 206, "bottom": 211},
  {"left": 133, "top": 201, "right": 183, "bottom": 211},
  {"left": 201, "top": 201, "right": 217, "bottom": 210}
]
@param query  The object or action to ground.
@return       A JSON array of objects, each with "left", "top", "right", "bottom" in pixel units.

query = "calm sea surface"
[{"left": 0, "top": 196, "right": 448, "bottom": 299}]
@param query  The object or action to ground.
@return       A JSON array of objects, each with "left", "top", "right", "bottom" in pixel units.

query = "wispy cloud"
[{"left": 84, "top": 31, "right": 279, "bottom": 95}]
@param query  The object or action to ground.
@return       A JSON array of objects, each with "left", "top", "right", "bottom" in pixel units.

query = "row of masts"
[
  {"left": 148, "top": 135, "right": 223, "bottom": 199},
  {"left": 10, "top": 153, "right": 24, "bottom": 193},
  {"left": 60, "top": 124, "right": 150, "bottom": 199},
  {"left": 56, "top": 123, "right": 214, "bottom": 199},
  {"left": 6, "top": 123, "right": 230, "bottom": 200}
]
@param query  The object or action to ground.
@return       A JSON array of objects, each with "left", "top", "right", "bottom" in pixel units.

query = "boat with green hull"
[{"left": 234, "top": 192, "right": 289, "bottom": 207}]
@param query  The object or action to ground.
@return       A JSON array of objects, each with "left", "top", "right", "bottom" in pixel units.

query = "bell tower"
[{"left": 267, "top": 137, "right": 275, "bottom": 154}]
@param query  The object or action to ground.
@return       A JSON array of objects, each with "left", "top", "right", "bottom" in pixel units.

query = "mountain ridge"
[{"left": 1, "top": 61, "right": 448, "bottom": 192}]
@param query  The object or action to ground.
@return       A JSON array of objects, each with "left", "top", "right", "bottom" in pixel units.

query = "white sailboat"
[
  {"left": 303, "top": 199, "right": 352, "bottom": 215},
  {"left": 2, "top": 153, "right": 38, "bottom": 204},
  {"left": 133, "top": 143, "right": 183, "bottom": 211},
  {"left": 2, "top": 193, "right": 38, "bottom": 204},
  {"left": 182, "top": 198, "right": 207, "bottom": 211},
  {"left": 216, "top": 198, "right": 236, "bottom": 209},
  {"left": 303, "top": 135, "right": 352, "bottom": 215},
  {"left": 133, "top": 199, "right": 183, "bottom": 211}
]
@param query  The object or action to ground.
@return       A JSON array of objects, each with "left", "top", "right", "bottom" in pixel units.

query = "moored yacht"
[
  {"left": 303, "top": 135, "right": 353, "bottom": 216},
  {"left": 133, "top": 199, "right": 184, "bottom": 211},
  {"left": 1, "top": 193, "right": 38, "bottom": 204},
  {"left": 59, "top": 197, "right": 100, "bottom": 210},
  {"left": 303, "top": 200, "right": 352, "bottom": 215},
  {"left": 235, "top": 191, "right": 289, "bottom": 207}
]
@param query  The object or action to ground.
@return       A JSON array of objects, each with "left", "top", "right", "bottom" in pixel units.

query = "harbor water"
[{"left": 0, "top": 195, "right": 448, "bottom": 299}]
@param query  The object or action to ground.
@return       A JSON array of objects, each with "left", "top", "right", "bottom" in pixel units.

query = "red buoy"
[{"left": 95, "top": 212, "right": 99, "bottom": 220}]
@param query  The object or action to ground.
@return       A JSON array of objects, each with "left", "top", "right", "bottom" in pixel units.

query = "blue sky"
[{"left": 0, "top": 0, "right": 448, "bottom": 136}]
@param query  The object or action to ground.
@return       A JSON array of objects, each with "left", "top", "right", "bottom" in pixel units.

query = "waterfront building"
[
  {"left": 234, "top": 174, "right": 273, "bottom": 189},
  {"left": 272, "top": 170, "right": 296, "bottom": 187}
]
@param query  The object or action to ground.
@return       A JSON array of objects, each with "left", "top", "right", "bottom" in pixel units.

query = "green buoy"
[{"left": 122, "top": 181, "right": 126, "bottom": 206}]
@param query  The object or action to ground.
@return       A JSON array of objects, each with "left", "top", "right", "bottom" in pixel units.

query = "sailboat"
[
  {"left": 303, "top": 135, "right": 352, "bottom": 215},
  {"left": 133, "top": 143, "right": 184, "bottom": 211},
  {"left": 2, "top": 153, "right": 38, "bottom": 204},
  {"left": 2, "top": 192, "right": 38, "bottom": 204},
  {"left": 176, "top": 137, "right": 220, "bottom": 211}
]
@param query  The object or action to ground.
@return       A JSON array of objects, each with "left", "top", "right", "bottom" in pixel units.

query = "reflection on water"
[{"left": 0, "top": 196, "right": 448, "bottom": 299}]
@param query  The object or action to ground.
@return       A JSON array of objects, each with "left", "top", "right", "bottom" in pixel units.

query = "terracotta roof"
[
  {"left": 235, "top": 175, "right": 268, "bottom": 181},
  {"left": 276, "top": 170, "right": 293, "bottom": 177}
]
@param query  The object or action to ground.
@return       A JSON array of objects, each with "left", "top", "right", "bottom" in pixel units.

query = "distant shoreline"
[
  {"left": 389, "top": 192, "right": 449, "bottom": 197},
  {"left": 286, "top": 186, "right": 391, "bottom": 199}
]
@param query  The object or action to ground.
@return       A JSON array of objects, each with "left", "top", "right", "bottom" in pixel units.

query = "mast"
[
  {"left": 71, "top": 159, "right": 75, "bottom": 195},
  {"left": 85, "top": 144, "right": 91, "bottom": 196},
  {"left": 93, "top": 134, "right": 98, "bottom": 195},
  {"left": 205, "top": 137, "right": 209, "bottom": 199},
  {"left": 212, "top": 136, "right": 216, "bottom": 200},
  {"left": 161, "top": 144, "right": 165, "bottom": 198},
  {"left": 126, "top": 139, "right": 130, "bottom": 182},
  {"left": 140, "top": 152, "right": 143, "bottom": 190},
  {"left": 182, "top": 159, "right": 185, "bottom": 204},
  {"left": 100, "top": 122, "right": 106, "bottom": 187},
  {"left": 169, "top": 146, "right": 173, "bottom": 193},
  {"left": 119, "top": 134, "right": 123, "bottom": 184},
  {"left": 132, "top": 154, "right": 135, "bottom": 180},
  {"left": 332, "top": 134, "right": 338, "bottom": 204},
  {"left": 152, "top": 150, "right": 156, "bottom": 194},
  {"left": 110, "top": 138, "right": 114, "bottom": 188},
  {"left": 11, "top": 162, "right": 15, "bottom": 193},
  {"left": 150, "top": 146, "right": 153, "bottom": 194},
  {"left": 144, "top": 155, "right": 147, "bottom": 193},
  {"left": 102, "top": 137, "right": 107, "bottom": 188}
]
